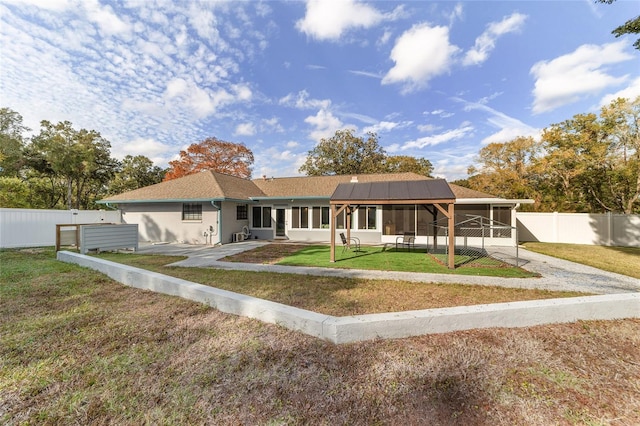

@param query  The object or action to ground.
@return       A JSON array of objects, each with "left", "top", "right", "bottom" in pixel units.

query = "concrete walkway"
[{"left": 135, "top": 242, "right": 640, "bottom": 295}]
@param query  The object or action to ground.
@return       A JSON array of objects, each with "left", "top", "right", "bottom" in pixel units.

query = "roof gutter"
[
  {"left": 96, "top": 197, "right": 257, "bottom": 204},
  {"left": 250, "top": 196, "right": 331, "bottom": 201},
  {"left": 454, "top": 198, "right": 535, "bottom": 205}
]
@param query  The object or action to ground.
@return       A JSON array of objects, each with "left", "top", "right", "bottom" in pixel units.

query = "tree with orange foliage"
[{"left": 164, "top": 137, "right": 254, "bottom": 181}]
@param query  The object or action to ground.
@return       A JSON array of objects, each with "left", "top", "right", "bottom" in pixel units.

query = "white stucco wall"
[
  {"left": 221, "top": 202, "right": 250, "bottom": 244},
  {"left": 120, "top": 202, "right": 220, "bottom": 244}
]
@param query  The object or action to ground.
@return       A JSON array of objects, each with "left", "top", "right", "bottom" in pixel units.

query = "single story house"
[{"left": 98, "top": 171, "right": 532, "bottom": 249}]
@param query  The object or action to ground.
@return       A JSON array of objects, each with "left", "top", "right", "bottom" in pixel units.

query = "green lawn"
[{"left": 276, "top": 245, "right": 538, "bottom": 278}]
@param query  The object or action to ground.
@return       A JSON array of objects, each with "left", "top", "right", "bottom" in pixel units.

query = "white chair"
[{"left": 396, "top": 232, "right": 415, "bottom": 251}]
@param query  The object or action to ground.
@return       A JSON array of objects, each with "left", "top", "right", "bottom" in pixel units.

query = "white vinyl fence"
[
  {"left": 0, "top": 208, "right": 122, "bottom": 249},
  {"left": 517, "top": 212, "right": 640, "bottom": 247}
]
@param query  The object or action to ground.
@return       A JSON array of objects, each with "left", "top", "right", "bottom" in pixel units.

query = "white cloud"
[
  {"left": 2, "top": 0, "right": 73, "bottom": 11},
  {"left": 599, "top": 76, "right": 640, "bottom": 107},
  {"left": 279, "top": 90, "right": 331, "bottom": 110},
  {"left": 427, "top": 109, "right": 455, "bottom": 118},
  {"left": 463, "top": 12, "right": 527, "bottom": 66},
  {"left": 531, "top": 41, "right": 633, "bottom": 114},
  {"left": 400, "top": 123, "right": 474, "bottom": 150},
  {"left": 83, "top": 0, "right": 132, "bottom": 38},
  {"left": 262, "top": 117, "right": 285, "bottom": 133},
  {"left": 378, "top": 29, "right": 392, "bottom": 45},
  {"left": 382, "top": 23, "right": 460, "bottom": 93},
  {"left": 234, "top": 122, "right": 256, "bottom": 136},
  {"left": 362, "top": 120, "right": 411, "bottom": 134},
  {"left": 115, "top": 137, "right": 173, "bottom": 166},
  {"left": 456, "top": 96, "right": 540, "bottom": 144},
  {"left": 448, "top": 3, "right": 463, "bottom": 27},
  {"left": 304, "top": 109, "right": 343, "bottom": 141},
  {"left": 296, "top": 0, "right": 403, "bottom": 41},
  {"left": 348, "top": 70, "right": 382, "bottom": 79},
  {"left": 417, "top": 123, "right": 438, "bottom": 132}
]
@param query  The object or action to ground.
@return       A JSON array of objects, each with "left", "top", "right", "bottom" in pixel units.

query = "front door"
[{"left": 276, "top": 208, "right": 286, "bottom": 237}]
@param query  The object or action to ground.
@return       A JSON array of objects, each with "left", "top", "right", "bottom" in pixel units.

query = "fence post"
[
  {"left": 553, "top": 211, "right": 559, "bottom": 243},
  {"left": 607, "top": 212, "right": 612, "bottom": 246}
]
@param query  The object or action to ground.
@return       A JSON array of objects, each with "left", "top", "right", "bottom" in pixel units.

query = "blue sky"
[{"left": 1, "top": 0, "right": 638, "bottom": 181}]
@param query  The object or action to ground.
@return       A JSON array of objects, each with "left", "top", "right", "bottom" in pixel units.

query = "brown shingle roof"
[
  {"left": 253, "top": 173, "right": 498, "bottom": 200},
  {"left": 252, "top": 172, "right": 436, "bottom": 198},
  {"left": 100, "top": 171, "right": 265, "bottom": 202},
  {"left": 448, "top": 183, "right": 498, "bottom": 199},
  {"left": 100, "top": 170, "right": 499, "bottom": 203}
]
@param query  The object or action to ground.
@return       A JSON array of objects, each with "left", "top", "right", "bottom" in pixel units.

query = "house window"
[
  {"left": 357, "top": 206, "right": 377, "bottom": 230},
  {"left": 237, "top": 204, "right": 248, "bottom": 220},
  {"left": 312, "top": 207, "right": 330, "bottom": 229},
  {"left": 252, "top": 206, "right": 272, "bottom": 228},
  {"left": 292, "top": 206, "right": 309, "bottom": 229},
  {"left": 335, "top": 209, "right": 355, "bottom": 229},
  {"left": 182, "top": 203, "right": 202, "bottom": 221}
]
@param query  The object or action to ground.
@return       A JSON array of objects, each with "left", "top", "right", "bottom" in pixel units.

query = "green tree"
[
  {"left": 466, "top": 136, "right": 541, "bottom": 205},
  {"left": 26, "top": 121, "right": 118, "bottom": 209},
  {"left": 535, "top": 113, "right": 605, "bottom": 212},
  {"left": 599, "top": 97, "right": 640, "bottom": 213},
  {"left": 0, "top": 177, "right": 30, "bottom": 207},
  {"left": 0, "top": 107, "right": 29, "bottom": 177},
  {"left": 597, "top": 0, "right": 640, "bottom": 50},
  {"left": 299, "top": 129, "right": 387, "bottom": 175},
  {"left": 537, "top": 98, "right": 639, "bottom": 213},
  {"left": 384, "top": 155, "right": 433, "bottom": 176},
  {"left": 109, "top": 155, "right": 165, "bottom": 195}
]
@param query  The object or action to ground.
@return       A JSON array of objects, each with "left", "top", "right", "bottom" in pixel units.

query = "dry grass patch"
[
  {"left": 98, "top": 252, "right": 587, "bottom": 316},
  {"left": 2, "top": 248, "right": 639, "bottom": 425}
]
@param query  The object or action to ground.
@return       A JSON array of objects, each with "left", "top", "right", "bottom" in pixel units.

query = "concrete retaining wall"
[{"left": 57, "top": 251, "right": 640, "bottom": 344}]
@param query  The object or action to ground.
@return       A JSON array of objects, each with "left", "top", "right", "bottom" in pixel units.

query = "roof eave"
[
  {"left": 330, "top": 198, "right": 456, "bottom": 205},
  {"left": 251, "top": 196, "right": 331, "bottom": 201},
  {"left": 454, "top": 198, "right": 535, "bottom": 204},
  {"left": 96, "top": 197, "right": 255, "bottom": 204}
]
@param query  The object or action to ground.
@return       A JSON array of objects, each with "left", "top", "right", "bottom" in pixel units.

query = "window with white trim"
[
  {"left": 291, "top": 206, "right": 309, "bottom": 229},
  {"left": 252, "top": 206, "right": 272, "bottom": 228},
  {"left": 357, "top": 206, "right": 377, "bottom": 229},
  {"left": 312, "top": 207, "right": 330, "bottom": 229}
]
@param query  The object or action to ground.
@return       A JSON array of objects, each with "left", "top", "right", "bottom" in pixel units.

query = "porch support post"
[
  {"left": 330, "top": 203, "right": 337, "bottom": 262},
  {"left": 346, "top": 206, "right": 352, "bottom": 247},
  {"left": 448, "top": 202, "right": 455, "bottom": 269},
  {"left": 433, "top": 202, "right": 456, "bottom": 269}
]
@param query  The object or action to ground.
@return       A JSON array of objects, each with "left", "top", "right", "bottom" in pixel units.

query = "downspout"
[
  {"left": 103, "top": 202, "right": 122, "bottom": 224},
  {"left": 211, "top": 201, "right": 222, "bottom": 245}
]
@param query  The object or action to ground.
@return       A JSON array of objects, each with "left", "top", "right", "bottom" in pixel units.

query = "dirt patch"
[{"left": 221, "top": 243, "right": 308, "bottom": 264}]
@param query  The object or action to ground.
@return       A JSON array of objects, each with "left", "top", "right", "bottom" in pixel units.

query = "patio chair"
[
  {"left": 339, "top": 232, "right": 361, "bottom": 253},
  {"left": 396, "top": 232, "right": 415, "bottom": 251}
]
